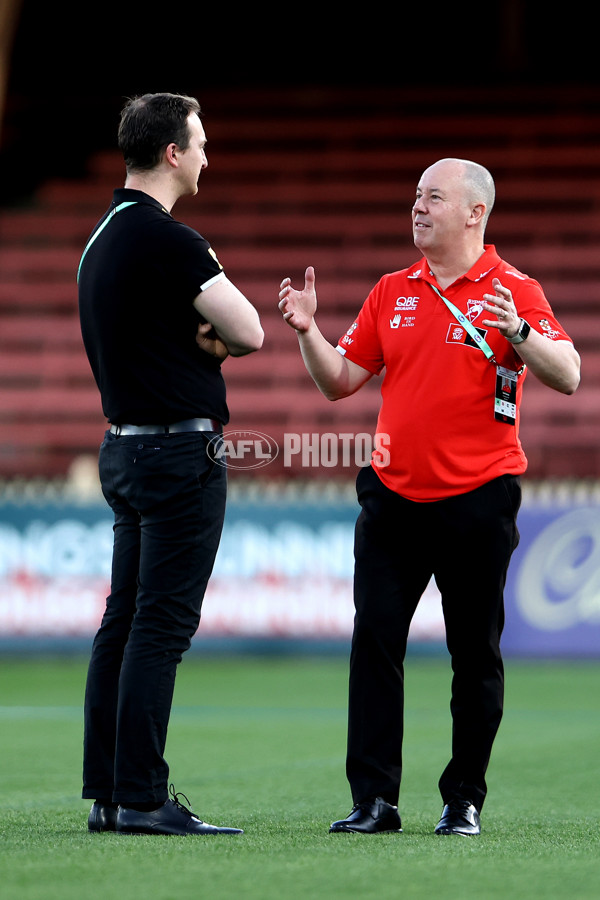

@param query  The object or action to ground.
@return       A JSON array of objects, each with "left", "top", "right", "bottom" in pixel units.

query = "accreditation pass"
[{"left": 494, "top": 365, "right": 518, "bottom": 425}]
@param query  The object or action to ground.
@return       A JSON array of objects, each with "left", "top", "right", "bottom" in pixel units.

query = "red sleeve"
[
  {"left": 504, "top": 271, "right": 573, "bottom": 344},
  {"left": 336, "top": 279, "right": 386, "bottom": 375}
]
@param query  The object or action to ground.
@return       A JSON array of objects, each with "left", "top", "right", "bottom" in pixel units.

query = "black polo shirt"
[{"left": 78, "top": 188, "right": 229, "bottom": 425}]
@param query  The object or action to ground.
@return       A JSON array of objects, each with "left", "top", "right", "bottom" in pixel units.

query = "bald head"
[
  {"left": 423, "top": 158, "right": 495, "bottom": 227},
  {"left": 412, "top": 158, "right": 497, "bottom": 271}
]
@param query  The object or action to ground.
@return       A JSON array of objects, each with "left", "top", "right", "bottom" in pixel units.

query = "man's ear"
[
  {"left": 165, "top": 142, "right": 179, "bottom": 168},
  {"left": 468, "top": 202, "right": 486, "bottom": 226}
]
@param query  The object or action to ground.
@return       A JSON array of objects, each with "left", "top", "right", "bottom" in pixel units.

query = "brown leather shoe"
[
  {"left": 329, "top": 797, "right": 402, "bottom": 834},
  {"left": 435, "top": 799, "right": 481, "bottom": 835}
]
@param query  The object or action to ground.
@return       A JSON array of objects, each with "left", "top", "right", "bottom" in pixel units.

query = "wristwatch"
[{"left": 506, "top": 318, "right": 531, "bottom": 344}]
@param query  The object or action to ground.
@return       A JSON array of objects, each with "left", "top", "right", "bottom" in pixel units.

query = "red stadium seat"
[{"left": 0, "top": 87, "right": 598, "bottom": 479}]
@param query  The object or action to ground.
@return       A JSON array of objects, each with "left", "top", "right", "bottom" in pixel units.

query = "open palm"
[{"left": 278, "top": 266, "right": 318, "bottom": 333}]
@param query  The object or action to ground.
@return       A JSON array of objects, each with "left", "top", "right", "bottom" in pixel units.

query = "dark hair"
[{"left": 117, "top": 92, "right": 202, "bottom": 171}]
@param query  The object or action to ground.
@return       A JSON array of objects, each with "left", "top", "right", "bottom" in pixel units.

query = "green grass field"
[{"left": 0, "top": 653, "right": 598, "bottom": 900}]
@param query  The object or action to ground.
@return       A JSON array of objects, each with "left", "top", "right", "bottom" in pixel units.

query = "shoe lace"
[
  {"left": 354, "top": 797, "right": 392, "bottom": 812},
  {"left": 169, "top": 784, "right": 197, "bottom": 818},
  {"left": 447, "top": 798, "right": 473, "bottom": 811}
]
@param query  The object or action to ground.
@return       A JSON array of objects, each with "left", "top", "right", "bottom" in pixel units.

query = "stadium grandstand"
[
  {"left": 0, "top": 1, "right": 599, "bottom": 492},
  {"left": 1, "top": 86, "right": 600, "bottom": 488}
]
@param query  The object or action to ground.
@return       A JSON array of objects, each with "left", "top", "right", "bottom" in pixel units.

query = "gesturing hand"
[
  {"left": 278, "top": 266, "right": 318, "bottom": 333},
  {"left": 482, "top": 278, "right": 520, "bottom": 339}
]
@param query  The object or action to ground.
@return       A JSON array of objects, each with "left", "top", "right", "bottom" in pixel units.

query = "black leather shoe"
[
  {"left": 329, "top": 797, "right": 402, "bottom": 834},
  {"left": 88, "top": 801, "right": 118, "bottom": 832},
  {"left": 435, "top": 799, "right": 481, "bottom": 835},
  {"left": 116, "top": 787, "right": 243, "bottom": 836}
]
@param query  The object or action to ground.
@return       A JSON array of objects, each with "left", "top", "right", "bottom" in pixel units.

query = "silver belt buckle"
[{"left": 110, "top": 418, "right": 220, "bottom": 436}]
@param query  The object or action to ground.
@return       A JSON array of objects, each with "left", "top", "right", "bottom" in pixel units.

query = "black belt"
[{"left": 110, "top": 417, "right": 222, "bottom": 436}]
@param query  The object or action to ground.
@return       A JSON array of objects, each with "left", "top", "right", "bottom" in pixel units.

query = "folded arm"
[{"left": 193, "top": 276, "right": 264, "bottom": 357}]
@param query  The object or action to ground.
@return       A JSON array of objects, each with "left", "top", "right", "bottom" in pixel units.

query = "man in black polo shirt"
[{"left": 78, "top": 93, "right": 263, "bottom": 836}]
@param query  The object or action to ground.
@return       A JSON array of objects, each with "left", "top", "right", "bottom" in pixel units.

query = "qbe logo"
[{"left": 207, "top": 430, "right": 279, "bottom": 469}]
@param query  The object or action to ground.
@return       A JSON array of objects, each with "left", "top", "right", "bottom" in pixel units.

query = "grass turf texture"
[{"left": 0, "top": 654, "right": 598, "bottom": 900}]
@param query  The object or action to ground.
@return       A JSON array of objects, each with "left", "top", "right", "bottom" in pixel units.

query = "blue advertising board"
[
  {"left": 504, "top": 503, "right": 600, "bottom": 656},
  {"left": 0, "top": 490, "right": 598, "bottom": 657}
]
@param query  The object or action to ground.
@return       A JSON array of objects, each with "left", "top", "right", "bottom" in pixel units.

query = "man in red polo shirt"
[{"left": 278, "top": 158, "right": 580, "bottom": 836}]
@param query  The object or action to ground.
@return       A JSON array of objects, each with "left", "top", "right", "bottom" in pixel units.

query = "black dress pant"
[
  {"left": 82, "top": 430, "right": 226, "bottom": 806},
  {"left": 347, "top": 464, "right": 521, "bottom": 813}
]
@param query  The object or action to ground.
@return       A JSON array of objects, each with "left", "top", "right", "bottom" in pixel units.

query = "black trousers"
[
  {"left": 347, "top": 465, "right": 521, "bottom": 813},
  {"left": 82, "top": 430, "right": 226, "bottom": 805}
]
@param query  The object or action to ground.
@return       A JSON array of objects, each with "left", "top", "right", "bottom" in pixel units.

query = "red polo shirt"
[{"left": 336, "top": 245, "right": 573, "bottom": 501}]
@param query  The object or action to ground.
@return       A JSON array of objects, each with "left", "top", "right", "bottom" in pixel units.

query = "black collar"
[{"left": 112, "top": 188, "right": 170, "bottom": 216}]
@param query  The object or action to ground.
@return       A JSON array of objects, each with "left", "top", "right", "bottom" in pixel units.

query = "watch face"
[{"left": 507, "top": 319, "right": 529, "bottom": 343}]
